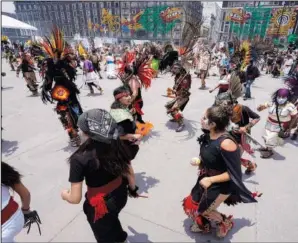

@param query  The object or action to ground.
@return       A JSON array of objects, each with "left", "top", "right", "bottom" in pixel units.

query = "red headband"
[{"left": 115, "top": 92, "right": 130, "bottom": 100}]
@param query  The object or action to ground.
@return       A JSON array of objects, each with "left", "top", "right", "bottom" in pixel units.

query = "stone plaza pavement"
[{"left": 1, "top": 60, "right": 298, "bottom": 242}]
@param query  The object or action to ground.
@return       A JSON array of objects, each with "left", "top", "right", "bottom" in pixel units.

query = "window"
[
  {"left": 72, "top": 3, "right": 76, "bottom": 9},
  {"left": 85, "top": 2, "right": 90, "bottom": 8},
  {"left": 66, "top": 4, "right": 70, "bottom": 11},
  {"left": 34, "top": 5, "right": 37, "bottom": 10},
  {"left": 115, "top": 2, "right": 119, "bottom": 8},
  {"left": 107, "top": 2, "right": 111, "bottom": 8},
  {"left": 54, "top": 5, "right": 58, "bottom": 11},
  {"left": 61, "top": 12, "right": 65, "bottom": 20},
  {"left": 131, "top": 2, "right": 137, "bottom": 7},
  {"left": 94, "top": 17, "right": 98, "bottom": 23},
  {"left": 131, "top": 9, "right": 136, "bottom": 14},
  {"left": 79, "top": 3, "right": 83, "bottom": 9},
  {"left": 93, "top": 9, "right": 97, "bottom": 17},
  {"left": 28, "top": 5, "right": 32, "bottom": 10},
  {"left": 67, "top": 12, "right": 71, "bottom": 22},
  {"left": 92, "top": 2, "right": 96, "bottom": 8},
  {"left": 60, "top": 5, "right": 63, "bottom": 11},
  {"left": 75, "top": 22, "right": 79, "bottom": 31},
  {"left": 42, "top": 5, "right": 46, "bottom": 11}
]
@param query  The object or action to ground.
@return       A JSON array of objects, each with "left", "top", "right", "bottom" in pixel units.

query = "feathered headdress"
[
  {"left": 40, "top": 26, "right": 65, "bottom": 58},
  {"left": 117, "top": 51, "right": 154, "bottom": 89}
]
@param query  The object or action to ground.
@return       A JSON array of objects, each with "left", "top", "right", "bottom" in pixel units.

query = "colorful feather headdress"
[
  {"left": 117, "top": 51, "right": 153, "bottom": 89},
  {"left": 39, "top": 26, "right": 66, "bottom": 58}
]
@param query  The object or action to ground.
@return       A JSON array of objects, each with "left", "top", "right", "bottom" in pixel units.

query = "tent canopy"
[{"left": 1, "top": 15, "right": 37, "bottom": 31}]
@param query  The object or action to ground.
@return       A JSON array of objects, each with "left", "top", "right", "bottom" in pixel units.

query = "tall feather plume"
[
  {"left": 137, "top": 57, "right": 154, "bottom": 89},
  {"left": 40, "top": 26, "right": 65, "bottom": 58},
  {"left": 229, "top": 72, "right": 242, "bottom": 99}
]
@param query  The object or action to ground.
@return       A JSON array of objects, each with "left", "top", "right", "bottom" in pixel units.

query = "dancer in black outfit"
[{"left": 61, "top": 109, "right": 140, "bottom": 243}]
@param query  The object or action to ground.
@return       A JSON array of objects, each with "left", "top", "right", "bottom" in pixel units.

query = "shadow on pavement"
[
  {"left": 271, "top": 150, "right": 286, "bottom": 161},
  {"left": 27, "top": 93, "right": 40, "bottom": 97},
  {"left": 2, "top": 139, "right": 19, "bottom": 156},
  {"left": 183, "top": 217, "right": 255, "bottom": 243},
  {"left": 127, "top": 226, "right": 153, "bottom": 243},
  {"left": 287, "top": 138, "right": 298, "bottom": 147},
  {"left": 135, "top": 172, "right": 160, "bottom": 194},
  {"left": 179, "top": 119, "right": 199, "bottom": 141},
  {"left": 2, "top": 86, "right": 14, "bottom": 90},
  {"left": 141, "top": 130, "right": 161, "bottom": 143},
  {"left": 86, "top": 93, "right": 103, "bottom": 97},
  {"left": 165, "top": 119, "right": 198, "bottom": 141},
  {"left": 224, "top": 217, "right": 255, "bottom": 242}
]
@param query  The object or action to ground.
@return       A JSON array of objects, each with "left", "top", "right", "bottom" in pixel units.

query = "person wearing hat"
[{"left": 61, "top": 109, "right": 140, "bottom": 243}]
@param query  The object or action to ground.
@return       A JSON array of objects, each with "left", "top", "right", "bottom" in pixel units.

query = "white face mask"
[{"left": 277, "top": 97, "right": 287, "bottom": 105}]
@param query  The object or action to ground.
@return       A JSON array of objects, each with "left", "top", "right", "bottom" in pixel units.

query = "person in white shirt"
[{"left": 1, "top": 162, "right": 40, "bottom": 242}]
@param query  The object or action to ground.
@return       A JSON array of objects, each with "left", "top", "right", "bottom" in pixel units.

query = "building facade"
[
  {"left": 14, "top": 1, "right": 202, "bottom": 44},
  {"left": 2, "top": 11, "right": 37, "bottom": 43},
  {"left": 212, "top": 1, "right": 298, "bottom": 44}
]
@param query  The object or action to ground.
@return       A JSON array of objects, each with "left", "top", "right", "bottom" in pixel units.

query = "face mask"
[{"left": 277, "top": 97, "right": 287, "bottom": 105}]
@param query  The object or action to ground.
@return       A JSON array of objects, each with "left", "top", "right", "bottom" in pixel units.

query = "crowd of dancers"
[{"left": 2, "top": 29, "right": 298, "bottom": 242}]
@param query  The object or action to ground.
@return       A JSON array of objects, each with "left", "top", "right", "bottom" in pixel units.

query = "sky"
[{"left": 2, "top": 2, "right": 16, "bottom": 13}]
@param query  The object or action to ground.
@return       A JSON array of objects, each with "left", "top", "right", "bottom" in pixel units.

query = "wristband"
[{"left": 22, "top": 207, "right": 30, "bottom": 211}]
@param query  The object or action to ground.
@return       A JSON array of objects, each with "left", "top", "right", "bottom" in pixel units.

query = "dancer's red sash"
[
  {"left": 2, "top": 197, "right": 19, "bottom": 225},
  {"left": 87, "top": 177, "right": 122, "bottom": 222}
]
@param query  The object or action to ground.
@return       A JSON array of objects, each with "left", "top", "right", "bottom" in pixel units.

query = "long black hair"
[
  {"left": 69, "top": 138, "right": 131, "bottom": 176},
  {"left": 1, "top": 162, "right": 22, "bottom": 188}
]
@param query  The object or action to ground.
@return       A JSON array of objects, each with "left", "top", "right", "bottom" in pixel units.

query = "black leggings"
[
  {"left": 83, "top": 184, "right": 128, "bottom": 243},
  {"left": 87, "top": 82, "right": 98, "bottom": 88}
]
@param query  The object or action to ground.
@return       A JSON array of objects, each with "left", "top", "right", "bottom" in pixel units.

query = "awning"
[{"left": 1, "top": 15, "right": 37, "bottom": 31}]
